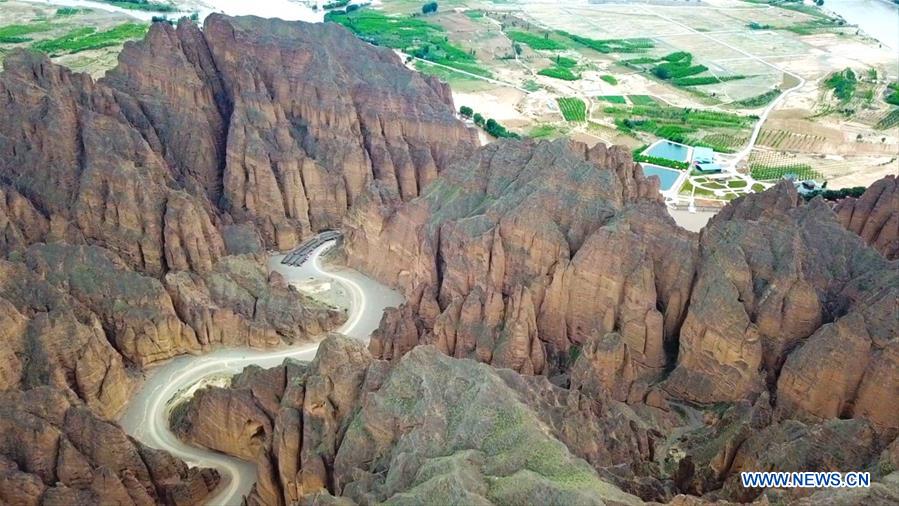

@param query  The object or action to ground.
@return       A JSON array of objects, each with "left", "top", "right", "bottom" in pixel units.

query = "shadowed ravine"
[{"left": 119, "top": 238, "right": 403, "bottom": 505}]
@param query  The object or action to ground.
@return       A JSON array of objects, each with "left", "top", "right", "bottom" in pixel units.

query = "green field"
[
  {"left": 557, "top": 97, "right": 587, "bottom": 121},
  {"left": 538, "top": 66, "right": 579, "bottom": 81},
  {"left": 555, "top": 30, "right": 654, "bottom": 54},
  {"left": 32, "top": 23, "right": 148, "bottom": 55},
  {"left": 326, "top": 10, "right": 491, "bottom": 77},
  {"left": 99, "top": 0, "right": 176, "bottom": 12},
  {"left": 600, "top": 75, "right": 618, "bottom": 85},
  {"left": 506, "top": 30, "right": 567, "bottom": 51},
  {"left": 0, "top": 22, "right": 54, "bottom": 43},
  {"left": 608, "top": 103, "right": 753, "bottom": 153},
  {"left": 750, "top": 163, "right": 823, "bottom": 181},
  {"left": 598, "top": 95, "right": 626, "bottom": 104},
  {"left": 629, "top": 95, "right": 658, "bottom": 106},
  {"left": 36, "top": 24, "right": 147, "bottom": 54}
]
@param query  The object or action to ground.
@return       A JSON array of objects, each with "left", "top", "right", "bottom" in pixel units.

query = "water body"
[
  {"left": 825, "top": 0, "right": 899, "bottom": 50},
  {"left": 645, "top": 140, "right": 692, "bottom": 163},
  {"left": 641, "top": 163, "right": 682, "bottom": 191}
]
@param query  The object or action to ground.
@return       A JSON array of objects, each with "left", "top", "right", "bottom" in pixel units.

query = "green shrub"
[
  {"left": 824, "top": 68, "right": 858, "bottom": 102},
  {"left": 733, "top": 89, "right": 781, "bottom": 107}
]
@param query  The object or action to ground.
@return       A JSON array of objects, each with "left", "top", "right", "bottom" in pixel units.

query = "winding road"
[{"left": 119, "top": 238, "right": 403, "bottom": 505}]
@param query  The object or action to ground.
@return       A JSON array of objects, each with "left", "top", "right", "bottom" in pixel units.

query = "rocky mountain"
[
  {"left": 345, "top": 138, "right": 696, "bottom": 386},
  {"left": 0, "top": 13, "right": 476, "bottom": 505}
]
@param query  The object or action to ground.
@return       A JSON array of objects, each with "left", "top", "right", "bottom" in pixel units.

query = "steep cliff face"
[
  {"left": 664, "top": 182, "right": 898, "bottom": 433},
  {"left": 833, "top": 174, "right": 898, "bottom": 260},
  {"left": 100, "top": 15, "right": 477, "bottom": 251},
  {"left": 346, "top": 138, "right": 695, "bottom": 385}
]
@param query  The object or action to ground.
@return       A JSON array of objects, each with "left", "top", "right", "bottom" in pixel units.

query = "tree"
[
  {"left": 815, "top": 0, "right": 824, "bottom": 5},
  {"left": 422, "top": 2, "right": 438, "bottom": 14},
  {"left": 473, "top": 113, "right": 485, "bottom": 126},
  {"left": 459, "top": 106, "right": 473, "bottom": 118},
  {"left": 513, "top": 43, "right": 522, "bottom": 56}
]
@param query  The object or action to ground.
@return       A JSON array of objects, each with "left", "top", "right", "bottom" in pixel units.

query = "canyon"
[{"left": 0, "top": 13, "right": 896, "bottom": 506}]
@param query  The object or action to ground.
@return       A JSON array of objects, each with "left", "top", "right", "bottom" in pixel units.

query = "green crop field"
[
  {"left": 606, "top": 103, "right": 753, "bottom": 153},
  {"left": 326, "top": 10, "right": 491, "bottom": 77},
  {"left": 555, "top": 30, "right": 654, "bottom": 54},
  {"left": 0, "top": 22, "right": 54, "bottom": 43},
  {"left": 506, "top": 30, "right": 567, "bottom": 51},
  {"left": 100, "top": 0, "right": 176, "bottom": 12},
  {"left": 557, "top": 97, "right": 587, "bottom": 121},
  {"left": 598, "top": 95, "right": 626, "bottom": 104},
  {"left": 538, "top": 66, "right": 579, "bottom": 81},
  {"left": 600, "top": 75, "right": 618, "bottom": 85},
  {"left": 32, "top": 23, "right": 148, "bottom": 55},
  {"left": 629, "top": 95, "right": 658, "bottom": 106},
  {"left": 750, "top": 163, "right": 823, "bottom": 181}
]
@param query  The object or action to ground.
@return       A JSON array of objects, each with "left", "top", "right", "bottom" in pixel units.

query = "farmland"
[{"left": 557, "top": 97, "right": 587, "bottom": 122}]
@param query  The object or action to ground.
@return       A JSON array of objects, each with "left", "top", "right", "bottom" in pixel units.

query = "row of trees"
[{"left": 459, "top": 106, "right": 520, "bottom": 139}]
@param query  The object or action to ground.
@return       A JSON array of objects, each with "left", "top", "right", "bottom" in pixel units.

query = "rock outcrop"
[
  {"left": 834, "top": 174, "right": 899, "bottom": 260},
  {"left": 665, "top": 182, "right": 898, "bottom": 434},
  {"left": 347, "top": 138, "right": 696, "bottom": 386},
  {"left": 172, "top": 334, "right": 651, "bottom": 505},
  {"left": 0, "top": 387, "right": 219, "bottom": 505}
]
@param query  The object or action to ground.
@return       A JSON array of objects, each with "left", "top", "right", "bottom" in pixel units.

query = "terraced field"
[{"left": 758, "top": 129, "right": 827, "bottom": 152}]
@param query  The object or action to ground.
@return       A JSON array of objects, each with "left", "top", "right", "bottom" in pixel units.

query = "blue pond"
[
  {"left": 644, "top": 140, "right": 691, "bottom": 163},
  {"left": 641, "top": 164, "right": 681, "bottom": 191}
]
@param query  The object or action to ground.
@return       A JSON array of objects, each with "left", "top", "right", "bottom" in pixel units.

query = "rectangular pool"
[
  {"left": 644, "top": 140, "right": 691, "bottom": 163},
  {"left": 641, "top": 163, "right": 681, "bottom": 191}
]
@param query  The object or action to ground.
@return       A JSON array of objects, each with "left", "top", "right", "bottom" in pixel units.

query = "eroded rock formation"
[
  {"left": 0, "top": 388, "right": 219, "bottom": 505},
  {"left": 173, "top": 334, "right": 657, "bottom": 505},
  {"left": 346, "top": 138, "right": 697, "bottom": 389}
]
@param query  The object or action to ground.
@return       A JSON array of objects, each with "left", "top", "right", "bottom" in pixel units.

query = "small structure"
[
  {"left": 694, "top": 162, "right": 722, "bottom": 173},
  {"left": 690, "top": 146, "right": 721, "bottom": 173},
  {"left": 692, "top": 146, "right": 715, "bottom": 165},
  {"left": 783, "top": 174, "right": 823, "bottom": 196}
]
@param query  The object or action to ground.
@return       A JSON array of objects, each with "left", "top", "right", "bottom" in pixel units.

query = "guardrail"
[{"left": 280, "top": 230, "right": 342, "bottom": 266}]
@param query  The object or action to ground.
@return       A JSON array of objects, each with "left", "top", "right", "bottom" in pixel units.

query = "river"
[{"left": 825, "top": 0, "right": 899, "bottom": 50}]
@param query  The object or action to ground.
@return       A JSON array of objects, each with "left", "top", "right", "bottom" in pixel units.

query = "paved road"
[{"left": 119, "top": 238, "right": 403, "bottom": 505}]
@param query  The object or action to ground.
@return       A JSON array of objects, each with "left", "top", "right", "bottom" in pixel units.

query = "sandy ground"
[{"left": 668, "top": 208, "right": 717, "bottom": 232}]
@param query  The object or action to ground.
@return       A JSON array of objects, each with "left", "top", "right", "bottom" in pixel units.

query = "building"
[
  {"left": 691, "top": 147, "right": 721, "bottom": 173},
  {"left": 692, "top": 146, "right": 715, "bottom": 165}
]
